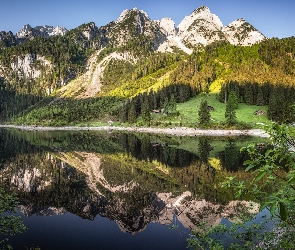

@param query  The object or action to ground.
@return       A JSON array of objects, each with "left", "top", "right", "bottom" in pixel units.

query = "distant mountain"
[{"left": 15, "top": 24, "right": 68, "bottom": 40}]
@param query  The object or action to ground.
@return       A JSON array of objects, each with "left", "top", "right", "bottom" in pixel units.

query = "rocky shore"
[{"left": 0, "top": 124, "right": 269, "bottom": 137}]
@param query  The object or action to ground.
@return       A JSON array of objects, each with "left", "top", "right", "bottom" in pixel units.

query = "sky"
[{"left": 0, "top": 0, "right": 294, "bottom": 38}]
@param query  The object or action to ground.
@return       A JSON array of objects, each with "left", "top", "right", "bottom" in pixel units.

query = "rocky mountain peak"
[
  {"left": 222, "top": 18, "right": 265, "bottom": 46},
  {"left": 107, "top": 6, "right": 167, "bottom": 51},
  {"left": 177, "top": 6, "right": 224, "bottom": 47},
  {"left": 16, "top": 24, "right": 34, "bottom": 38},
  {"left": 194, "top": 5, "right": 210, "bottom": 14},
  {"left": 116, "top": 7, "right": 149, "bottom": 24},
  {"left": 51, "top": 26, "right": 68, "bottom": 36},
  {"left": 178, "top": 6, "right": 223, "bottom": 33},
  {"left": 3, "top": 5, "right": 265, "bottom": 54}
]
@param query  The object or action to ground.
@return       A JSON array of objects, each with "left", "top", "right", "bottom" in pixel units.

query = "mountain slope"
[{"left": 2, "top": 5, "right": 292, "bottom": 125}]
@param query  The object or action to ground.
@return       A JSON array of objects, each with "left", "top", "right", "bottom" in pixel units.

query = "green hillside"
[{"left": 1, "top": 35, "right": 295, "bottom": 127}]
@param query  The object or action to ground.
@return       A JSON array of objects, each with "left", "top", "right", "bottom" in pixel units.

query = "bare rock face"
[
  {"left": 222, "top": 18, "right": 265, "bottom": 46},
  {"left": 16, "top": 24, "right": 40, "bottom": 39},
  {"left": 10, "top": 54, "right": 52, "bottom": 79},
  {"left": 177, "top": 6, "right": 225, "bottom": 47},
  {"left": 51, "top": 26, "right": 68, "bottom": 36},
  {"left": 110, "top": 7, "right": 167, "bottom": 50},
  {"left": 158, "top": 6, "right": 265, "bottom": 53},
  {"left": 155, "top": 17, "right": 177, "bottom": 37}
]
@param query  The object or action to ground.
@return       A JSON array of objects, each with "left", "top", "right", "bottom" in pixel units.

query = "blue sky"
[{"left": 0, "top": 0, "right": 294, "bottom": 38}]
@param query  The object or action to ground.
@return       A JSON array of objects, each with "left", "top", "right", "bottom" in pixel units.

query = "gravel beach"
[{"left": 0, "top": 124, "right": 269, "bottom": 137}]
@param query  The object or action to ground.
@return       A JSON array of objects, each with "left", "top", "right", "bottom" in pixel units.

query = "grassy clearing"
[{"left": 150, "top": 93, "right": 270, "bottom": 128}]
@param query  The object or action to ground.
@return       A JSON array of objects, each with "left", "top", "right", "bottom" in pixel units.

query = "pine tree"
[
  {"left": 256, "top": 87, "right": 265, "bottom": 106},
  {"left": 228, "top": 91, "right": 238, "bottom": 109},
  {"left": 198, "top": 137, "right": 211, "bottom": 162},
  {"left": 225, "top": 91, "right": 237, "bottom": 125},
  {"left": 128, "top": 101, "right": 137, "bottom": 124},
  {"left": 119, "top": 101, "right": 129, "bottom": 122},
  {"left": 244, "top": 83, "right": 254, "bottom": 105},
  {"left": 198, "top": 99, "right": 211, "bottom": 127},
  {"left": 141, "top": 96, "right": 151, "bottom": 125},
  {"left": 169, "top": 94, "right": 177, "bottom": 113}
]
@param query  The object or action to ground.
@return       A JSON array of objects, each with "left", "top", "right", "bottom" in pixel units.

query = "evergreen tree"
[
  {"left": 163, "top": 97, "right": 169, "bottom": 113},
  {"left": 198, "top": 137, "right": 211, "bottom": 163},
  {"left": 225, "top": 91, "right": 237, "bottom": 125},
  {"left": 268, "top": 89, "right": 283, "bottom": 122},
  {"left": 169, "top": 94, "right": 177, "bottom": 113},
  {"left": 141, "top": 96, "right": 151, "bottom": 125},
  {"left": 198, "top": 99, "right": 211, "bottom": 127},
  {"left": 128, "top": 101, "right": 137, "bottom": 124},
  {"left": 282, "top": 101, "right": 295, "bottom": 124},
  {"left": 244, "top": 83, "right": 254, "bottom": 105},
  {"left": 228, "top": 91, "right": 238, "bottom": 109},
  {"left": 119, "top": 101, "right": 129, "bottom": 122},
  {"left": 219, "top": 139, "right": 239, "bottom": 171},
  {"left": 256, "top": 86, "right": 265, "bottom": 106}
]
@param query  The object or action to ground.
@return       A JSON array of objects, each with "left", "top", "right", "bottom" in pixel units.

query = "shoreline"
[{"left": 0, "top": 124, "right": 269, "bottom": 137}]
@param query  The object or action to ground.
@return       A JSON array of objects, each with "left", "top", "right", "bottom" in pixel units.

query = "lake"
[{"left": 0, "top": 128, "right": 267, "bottom": 249}]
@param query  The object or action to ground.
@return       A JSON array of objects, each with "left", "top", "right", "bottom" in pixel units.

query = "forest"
[{"left": 0, "top": 32, "right": 295, "bottom": 126}]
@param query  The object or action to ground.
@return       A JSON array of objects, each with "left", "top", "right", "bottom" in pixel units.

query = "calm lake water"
[{"left": 0, "top": 128, "right": 266, "bottom": 250}]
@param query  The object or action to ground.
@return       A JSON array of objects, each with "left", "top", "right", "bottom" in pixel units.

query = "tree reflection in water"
[{"left": 0, "top": 129, "right": 266, "bottom": 248}]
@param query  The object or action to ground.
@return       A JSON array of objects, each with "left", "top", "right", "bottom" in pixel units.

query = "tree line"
[
  {"left": 118, "top": 83, "right": 198, "bottom": 124},
  {"left": 219, "top": 81, "right": 295, "bottom": 123}
]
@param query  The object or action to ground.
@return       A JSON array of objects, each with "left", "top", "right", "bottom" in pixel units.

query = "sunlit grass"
[{"left": 174, "top": 93, "right": 270, "bottom": 127}]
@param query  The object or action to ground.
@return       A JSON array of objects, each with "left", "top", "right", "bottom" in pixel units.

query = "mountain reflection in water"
[{"left": 0, "top": 129, "right": 265, "bottom": 250}]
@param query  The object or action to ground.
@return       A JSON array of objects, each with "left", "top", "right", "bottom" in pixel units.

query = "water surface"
[{"left": 0, "top": 129, "right": 266, "bottom": 249}]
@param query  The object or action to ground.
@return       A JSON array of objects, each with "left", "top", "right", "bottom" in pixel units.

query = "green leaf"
[
  {"left": 279, "top": 202, "right": 288, "bottom": 221},
  {"left": 254, "top": 171, "right": 266, "bottom": 181},
  {"left": 287, "top": 177, "right": 295, "bottom": 184},
  {"left": 245, "top": 164, "right": 255, "bottom": 172},
  {"left": 270, "top": 202, "right": 277, "bottom": 215},
  {"left": 259, "top": 202, "right": 271, "bottom": 212}
]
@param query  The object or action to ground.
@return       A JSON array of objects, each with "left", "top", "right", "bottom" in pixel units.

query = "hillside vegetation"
[{"left": 1, "top": 19, "right": 295, "bottom": 127}]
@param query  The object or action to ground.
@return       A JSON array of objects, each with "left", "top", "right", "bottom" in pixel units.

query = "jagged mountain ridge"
[
  {"left": 65, "top": 6, "right": 265, "bottom": 51},
  {"left": 1, "top": 6, "right": 265, "bottom": 51}
]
